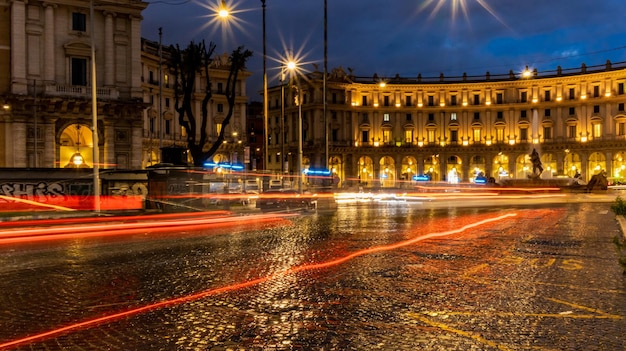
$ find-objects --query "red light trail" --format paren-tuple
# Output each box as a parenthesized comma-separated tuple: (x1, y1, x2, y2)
(0, 212, 517, 349)
(0, 212, 295, 246)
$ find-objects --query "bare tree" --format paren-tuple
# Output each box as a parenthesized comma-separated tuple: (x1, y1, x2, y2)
(169, 41, 252, 167)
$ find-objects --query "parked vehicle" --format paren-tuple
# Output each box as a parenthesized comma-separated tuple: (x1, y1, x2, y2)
(256, 189, 316, 212)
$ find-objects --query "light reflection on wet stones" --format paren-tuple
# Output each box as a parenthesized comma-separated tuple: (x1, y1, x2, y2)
(0, 203, 625, 350)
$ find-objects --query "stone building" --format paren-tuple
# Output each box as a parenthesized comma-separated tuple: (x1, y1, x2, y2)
(266, 61, 626, 188)
(140, 39, 251, 169)
(0, 0, 147, 169)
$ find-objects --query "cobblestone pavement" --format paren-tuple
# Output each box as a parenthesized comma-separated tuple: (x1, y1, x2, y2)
(0, 202, 625, 350)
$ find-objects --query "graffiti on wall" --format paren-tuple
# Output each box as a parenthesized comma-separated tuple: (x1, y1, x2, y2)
(0, 182, 70, 202)
(0, 181, 149, 202)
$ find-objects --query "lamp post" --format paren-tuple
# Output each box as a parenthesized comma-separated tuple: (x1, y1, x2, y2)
(280, 66, 286, 176)
(261, 0, 268, 174)
(90, 0, 100, 213)
(286, 60, 303, 192)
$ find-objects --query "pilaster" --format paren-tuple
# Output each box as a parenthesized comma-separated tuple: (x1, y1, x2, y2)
(11, 0, 28, 94)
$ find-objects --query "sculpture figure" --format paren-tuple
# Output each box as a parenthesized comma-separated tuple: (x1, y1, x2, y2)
(529, 148, 543, 178)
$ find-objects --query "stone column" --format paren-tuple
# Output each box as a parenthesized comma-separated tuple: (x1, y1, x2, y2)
(103, 11, 115, 86)
(11, 0, 28, 94)
(131, 121, 143, 168)
(13, 121, 27, 167)
(43, 121, 56, 167)
(43, 3, 56, 83)
(129, 16, 143, 99)
(104, 121, 115, 168)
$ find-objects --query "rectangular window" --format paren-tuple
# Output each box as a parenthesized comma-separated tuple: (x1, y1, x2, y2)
(149, 118, 154, 133)
(593, 124, 602, 138)
(450, 95, 457, 106)
(568, 125, 577, 139)
(332, 93, 337, 104)
(217, 104, 224, 113)
(496, 128, 504, 143)
(521, 110, 527, 118)
(165, 98, 170, 107)
(362, 96, 368, 106)
(594, 85, 600, 98)
(72, 13, 86, 32)
(619, 103, 625, 112)
(383, 96, 390, 107)
(545, 109, 551, 117)
(619, 83, 625, 95)
(71, 57, 87, 86)
(164, 74, 169, 87)
(569, 88, 575, 100)
(428, 95, 434, 106)
(473, 112, 480, 120)
(618, 122, 625, 136)
(521, 91, 527, 103)
(569, 107, 576, 115)
(383, 113, 390, 122)
(428, 113, 434, 122)
(361, 130, 369, 143)
(165, 120, 171, 135)
(216, 123, 222, 135)
(405, 113, 412, 121)
(593, 105, 600, 114)
(473, 94, 480, 105)
(450, 130, 458, 143)
(473, 129, 481, 142)
(497, 111, 504, 119)
(405, 130, 413, 143)
(405, 95, 412, 106)
(543, 126, 552, 140)
(217, 83, 223, 93)
(427, 130, 435, 143)
(451, 112, 457, 121)
(71, 57, 88, 86)
(496, 93, 503, 104)
(544, 90, 551, 102)
(520, 128, 528, 141)
(331, 129, 338, 142)
(382, 130, 391, 143)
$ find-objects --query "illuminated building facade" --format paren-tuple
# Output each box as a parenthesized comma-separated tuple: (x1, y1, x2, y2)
(0, 0, 147, 169)
(266, 61, 626, 188)
(140, 39, 251, 169)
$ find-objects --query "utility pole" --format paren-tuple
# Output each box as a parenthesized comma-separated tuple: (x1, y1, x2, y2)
(323, 0, 328, 170)
(90, 0, 100, 213)
(158, 27, 163, 160)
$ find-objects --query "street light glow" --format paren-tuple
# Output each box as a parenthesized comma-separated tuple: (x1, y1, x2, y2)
(218, 0, 229, 18)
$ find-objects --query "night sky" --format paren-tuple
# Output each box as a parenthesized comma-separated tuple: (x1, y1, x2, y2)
(141, 0, 626, 100)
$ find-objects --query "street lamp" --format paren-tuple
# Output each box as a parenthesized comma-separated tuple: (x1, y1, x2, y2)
(285, 59, 302, 192)
(218, 0, 229, 19)
(261, 0, 268, 175)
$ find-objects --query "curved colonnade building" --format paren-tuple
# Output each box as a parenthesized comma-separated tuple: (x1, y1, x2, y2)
(266, 61, 626, 188)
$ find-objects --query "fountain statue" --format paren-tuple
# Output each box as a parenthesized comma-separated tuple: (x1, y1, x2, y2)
(529, 148, 543, 179)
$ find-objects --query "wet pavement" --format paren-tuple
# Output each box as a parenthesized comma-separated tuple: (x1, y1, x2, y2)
(0, 201, 625, 350)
